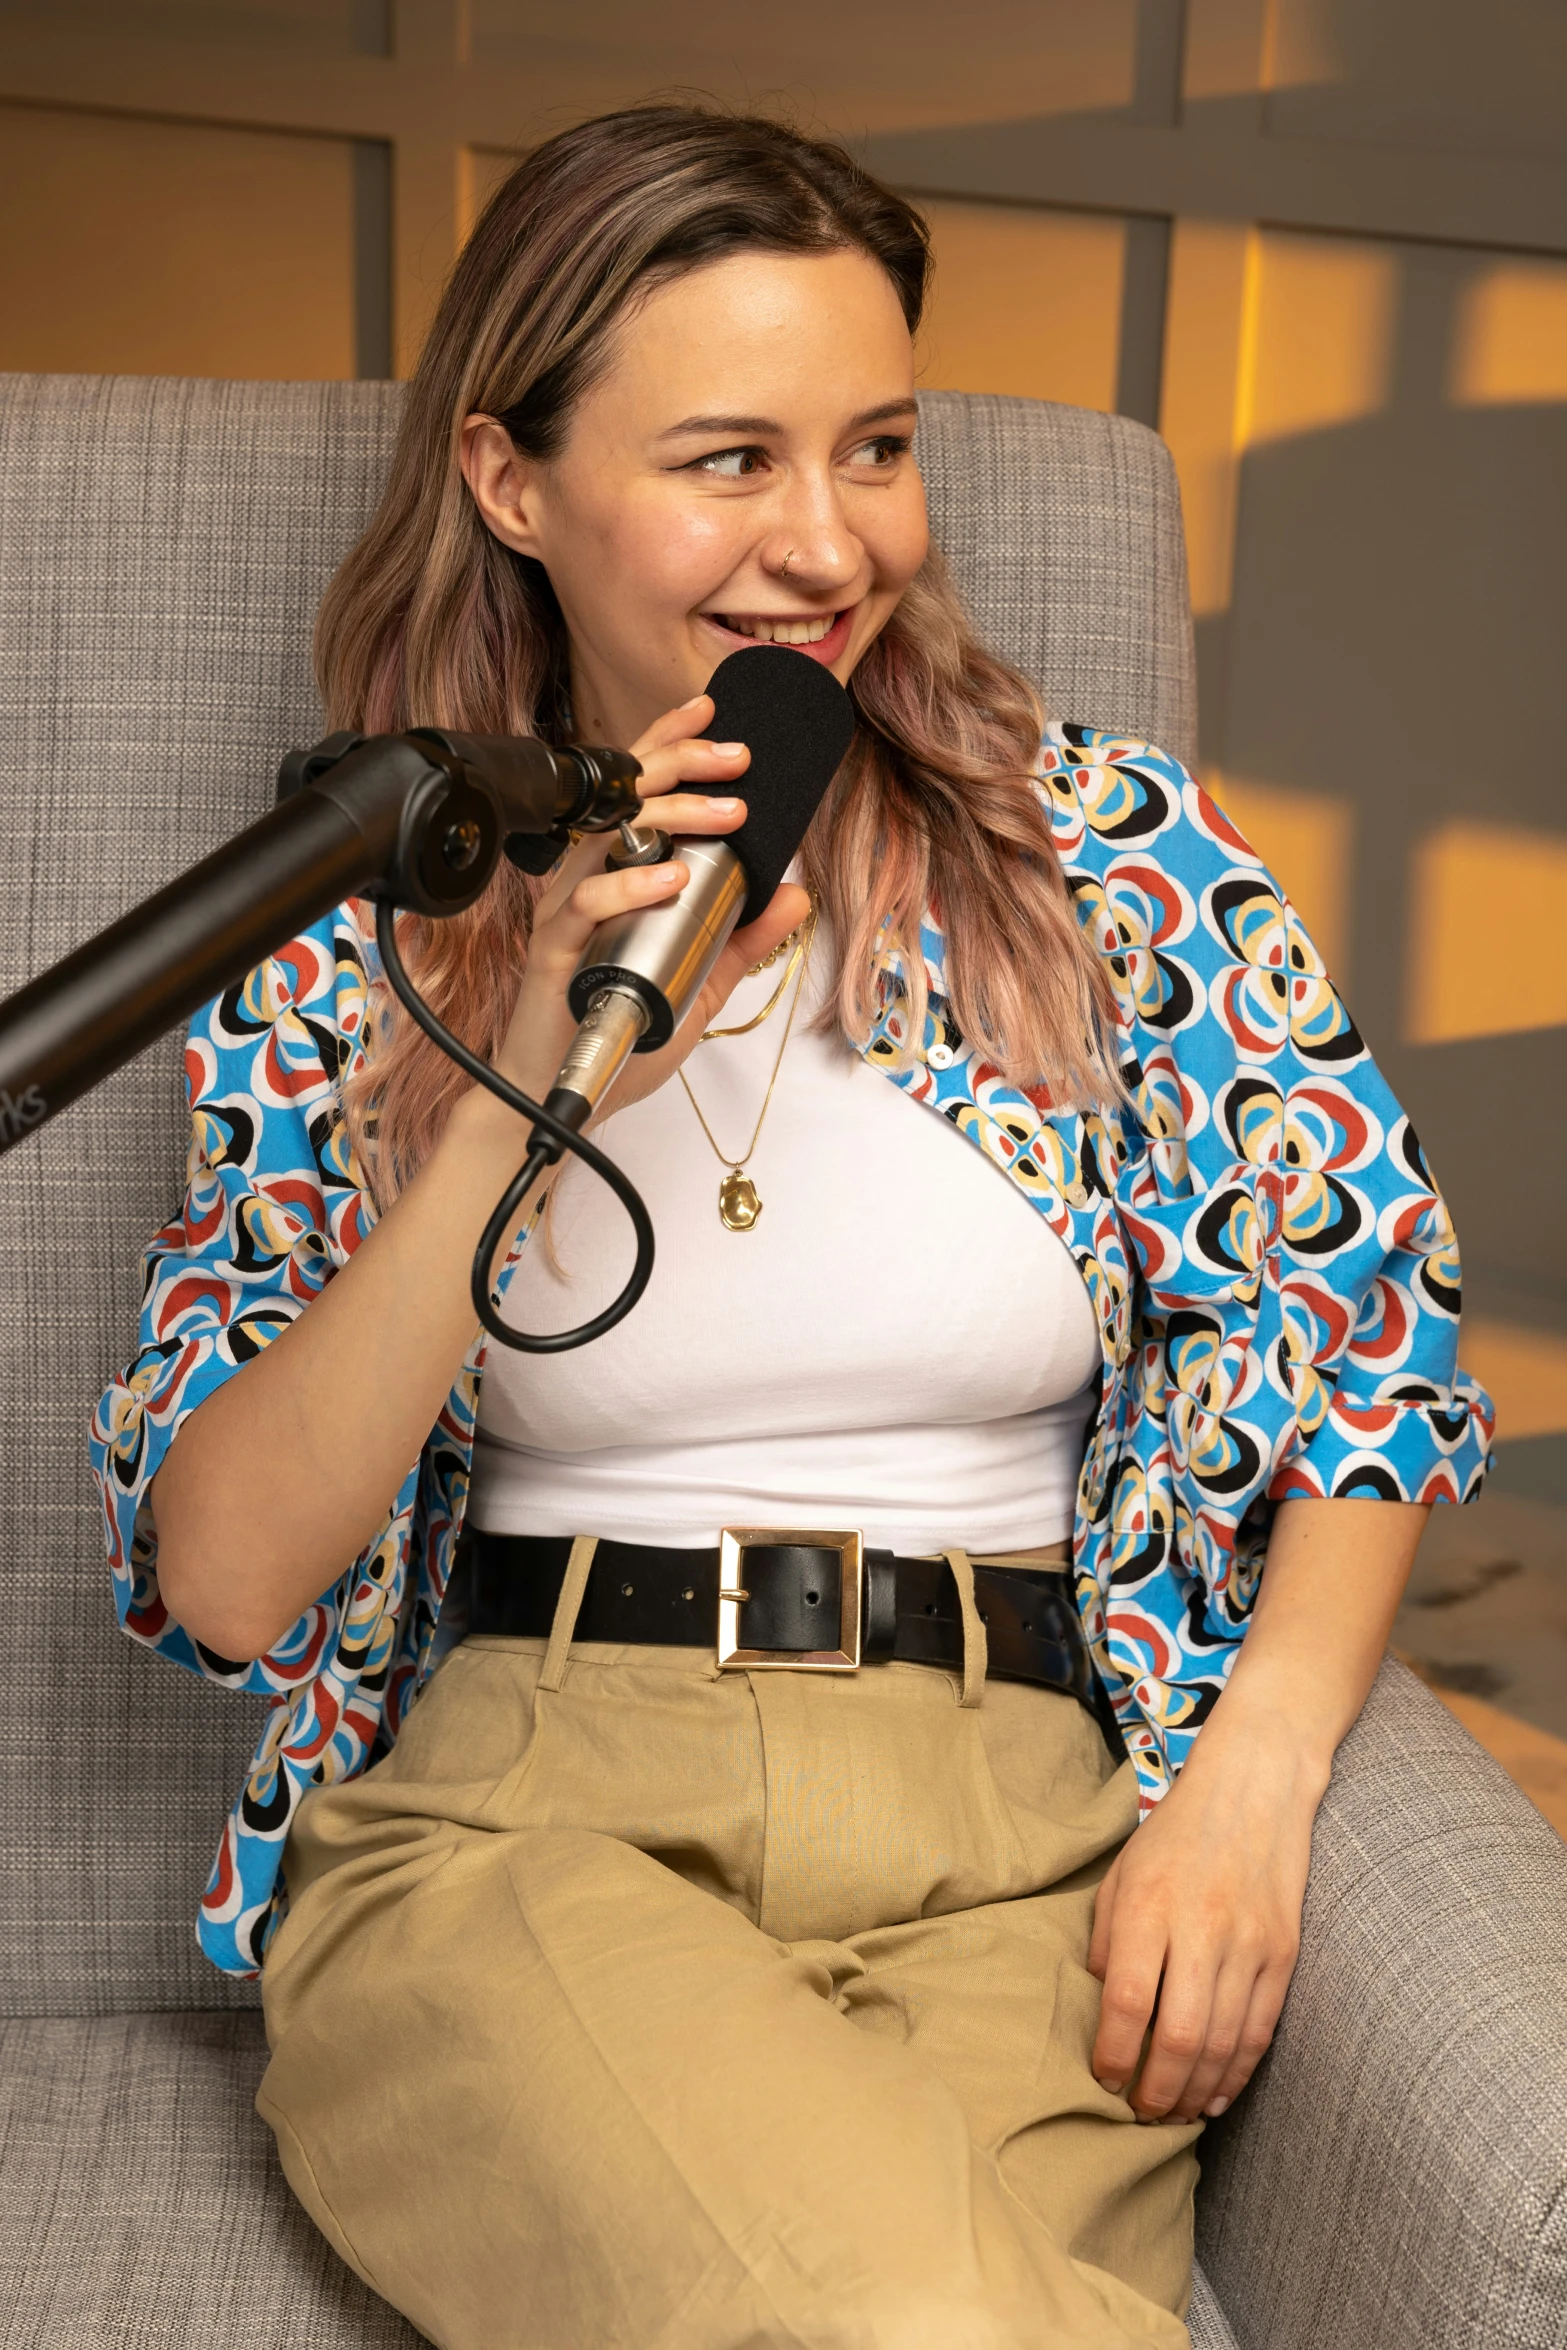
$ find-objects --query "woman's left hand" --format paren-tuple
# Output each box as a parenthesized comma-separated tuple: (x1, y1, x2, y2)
(1086, 1726, 1322, 2124)
(1086, 1496, 1430, 2124)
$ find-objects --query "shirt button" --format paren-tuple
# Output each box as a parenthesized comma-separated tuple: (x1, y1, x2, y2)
(926, 1042, 955, 1069)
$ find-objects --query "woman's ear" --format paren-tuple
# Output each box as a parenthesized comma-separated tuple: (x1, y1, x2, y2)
(459, 414, 548, 559)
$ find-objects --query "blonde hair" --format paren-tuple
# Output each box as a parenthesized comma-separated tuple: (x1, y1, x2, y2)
(316, 104, 1117, 1200)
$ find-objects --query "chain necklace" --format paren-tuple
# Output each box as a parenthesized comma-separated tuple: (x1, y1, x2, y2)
(679, 920, 815, 1231)
(700, 899, 817, 1041)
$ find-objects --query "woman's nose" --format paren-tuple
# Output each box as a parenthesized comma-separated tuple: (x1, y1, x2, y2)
(761, 487, 863, 593)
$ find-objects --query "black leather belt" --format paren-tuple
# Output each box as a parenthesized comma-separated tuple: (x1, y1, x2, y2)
(463, 1527, 1118, 1745)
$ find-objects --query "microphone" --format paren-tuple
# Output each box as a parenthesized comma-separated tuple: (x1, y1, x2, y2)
(540, 646, 856, 1149)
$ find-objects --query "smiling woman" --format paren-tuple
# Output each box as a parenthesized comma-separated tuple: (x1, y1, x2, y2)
(93, 100, 1492, 2350)
(316, 119, 1115, 1210)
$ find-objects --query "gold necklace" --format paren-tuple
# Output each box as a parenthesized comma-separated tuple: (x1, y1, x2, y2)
(679, 924, 814, 1231)
(747, 898, 814, 973)
(700, 899, 817, 1041)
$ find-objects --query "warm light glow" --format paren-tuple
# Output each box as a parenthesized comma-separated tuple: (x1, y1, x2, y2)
(1451, 258, 1567, 405)
(467, 0, 1144, 135)
(1161, 221, 1253, 619)
(1460, 1319, 1567, 1442)
(1405, 821, 1567, 1043)
(462, 146, 521, 241)
(1266, 0, 1344, 94)
(1241, 231, 1397, 447)
(916, 200, 1126, 415)
(0, 102, 355, 379)
(1207, 775, 1353, 983)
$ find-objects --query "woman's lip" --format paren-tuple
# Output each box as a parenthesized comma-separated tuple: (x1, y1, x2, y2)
(699, 607, 855, 666)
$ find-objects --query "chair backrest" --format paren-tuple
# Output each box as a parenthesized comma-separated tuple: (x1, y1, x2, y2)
(0, 375, 1195, 2015)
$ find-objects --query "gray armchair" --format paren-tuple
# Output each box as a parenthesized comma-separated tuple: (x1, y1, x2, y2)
(0, 375, 1562, 2350)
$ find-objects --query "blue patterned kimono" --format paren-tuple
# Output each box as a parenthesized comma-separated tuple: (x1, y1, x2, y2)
(91, 724, 1494, 1978)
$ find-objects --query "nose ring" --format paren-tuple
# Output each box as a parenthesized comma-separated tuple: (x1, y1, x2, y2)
(780, 549, 796, 579)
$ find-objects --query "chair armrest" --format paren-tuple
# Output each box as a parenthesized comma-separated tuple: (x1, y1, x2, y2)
(1195, 1655, 1567, 2350)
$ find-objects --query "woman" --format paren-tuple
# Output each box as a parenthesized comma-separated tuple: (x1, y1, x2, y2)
(92, 107, 1492, 2349)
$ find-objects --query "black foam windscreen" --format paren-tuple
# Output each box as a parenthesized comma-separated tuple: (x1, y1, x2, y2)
(697, 645, 857, 922)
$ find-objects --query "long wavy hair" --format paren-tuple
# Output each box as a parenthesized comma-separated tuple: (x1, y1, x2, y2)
(318, 103, 1117, 1202)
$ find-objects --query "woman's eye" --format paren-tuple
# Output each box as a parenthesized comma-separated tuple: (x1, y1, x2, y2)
(846, 434, 911, 468)
(690, 446, 767, 478)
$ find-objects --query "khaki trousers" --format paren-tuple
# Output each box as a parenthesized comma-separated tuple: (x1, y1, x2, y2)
(259, 1543, 1200, 2350)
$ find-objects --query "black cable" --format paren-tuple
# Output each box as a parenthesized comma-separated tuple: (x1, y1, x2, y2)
(374, 898, 655, 1353)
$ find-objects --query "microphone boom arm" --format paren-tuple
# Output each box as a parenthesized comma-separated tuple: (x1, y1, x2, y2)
(0, 728, 642, 1154)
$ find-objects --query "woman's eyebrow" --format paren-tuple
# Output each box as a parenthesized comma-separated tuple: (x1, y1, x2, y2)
(658, 398, 919, 442)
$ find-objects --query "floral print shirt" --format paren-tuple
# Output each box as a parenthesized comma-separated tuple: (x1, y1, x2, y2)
(90, 724, 1494, 1978)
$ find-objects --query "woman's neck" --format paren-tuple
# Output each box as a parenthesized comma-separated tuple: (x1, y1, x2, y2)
(565, 648, 655, 753)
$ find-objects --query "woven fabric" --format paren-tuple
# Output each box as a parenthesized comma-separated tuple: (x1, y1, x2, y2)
(0, 2007, 1234, 2350)
(1185, 2267, 1239, 2350)
(1196, 1658, 1567, 2350)
(0, 375, 403, 2014)
(915, 391, 1196, 768)
(0, 2011, 424, 2347)
(0, 373, 1196, 2014)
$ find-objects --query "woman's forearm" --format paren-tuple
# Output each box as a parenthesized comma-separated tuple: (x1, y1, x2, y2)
(1189, 1495, 1430, 1791)
(150, 1089, 539, 1663)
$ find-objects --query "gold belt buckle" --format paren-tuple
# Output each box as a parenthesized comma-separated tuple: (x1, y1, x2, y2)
(716, 1528, 864, 1672)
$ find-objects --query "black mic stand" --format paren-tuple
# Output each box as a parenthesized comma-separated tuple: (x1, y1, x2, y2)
(0, 728, 657, 1351)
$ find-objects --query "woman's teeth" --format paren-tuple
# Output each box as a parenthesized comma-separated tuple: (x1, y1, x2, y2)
(718, 613, 836, 645)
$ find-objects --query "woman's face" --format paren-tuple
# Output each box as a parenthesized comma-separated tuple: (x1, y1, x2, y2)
(462, 247, 930, 744)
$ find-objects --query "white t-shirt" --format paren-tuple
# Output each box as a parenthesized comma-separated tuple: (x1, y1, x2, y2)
(470, 913, 1102, 1552)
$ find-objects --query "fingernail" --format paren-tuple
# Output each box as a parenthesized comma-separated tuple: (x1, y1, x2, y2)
(681, 692, 708, 708)
(712, 741, 746, 755)
(1204, 2096, 1230, 2117)
(1100, 2079, 1126, 2098)
(706, 796, 741, 811)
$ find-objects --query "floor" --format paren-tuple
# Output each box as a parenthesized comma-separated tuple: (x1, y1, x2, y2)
(1392, 1474, 1567, 1837)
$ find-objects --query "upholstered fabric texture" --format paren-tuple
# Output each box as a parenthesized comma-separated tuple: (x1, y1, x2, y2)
(0, 372, 1194, 2018)
(0, 2014, 423, 2348)
(915, 389, 1196, 768)
(1197, 1657, 1567, 2350)
(0, 377, 402, 2016)
(0, 2011, 422, 2340)
(0, 2008, 1241, 2348)
(1185, 2264, 1240, 2350)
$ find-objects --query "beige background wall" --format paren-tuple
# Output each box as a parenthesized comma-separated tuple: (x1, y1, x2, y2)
(0, 1, 1564, 1602)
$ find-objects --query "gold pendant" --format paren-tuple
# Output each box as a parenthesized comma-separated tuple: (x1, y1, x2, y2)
(718, 1169, 762, 1231)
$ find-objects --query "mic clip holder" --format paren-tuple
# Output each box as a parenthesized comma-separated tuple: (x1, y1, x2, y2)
(275, 727, 646, 905)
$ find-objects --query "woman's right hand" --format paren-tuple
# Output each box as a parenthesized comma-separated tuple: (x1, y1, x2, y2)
(490, 692, 812, 1126)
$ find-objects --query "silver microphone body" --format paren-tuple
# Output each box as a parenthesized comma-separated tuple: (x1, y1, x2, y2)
(566, 835, 748, 1051)
(531, 835, 748, 1160)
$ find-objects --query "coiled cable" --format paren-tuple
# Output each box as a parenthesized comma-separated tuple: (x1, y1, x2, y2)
(374, 898, 654, 1354)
